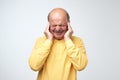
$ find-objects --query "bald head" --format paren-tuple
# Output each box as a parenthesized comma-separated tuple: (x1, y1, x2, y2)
(47, 8, 70, 22)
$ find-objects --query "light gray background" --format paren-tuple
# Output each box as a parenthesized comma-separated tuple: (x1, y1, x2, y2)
(0, 0, 120, 80)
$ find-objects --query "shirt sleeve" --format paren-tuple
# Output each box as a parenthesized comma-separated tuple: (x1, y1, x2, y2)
(65, 38, 88, 71)
(28, 37, 53, 71)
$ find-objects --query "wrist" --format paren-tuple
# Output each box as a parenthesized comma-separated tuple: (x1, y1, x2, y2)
(48, 37, 53, 41)
(64, 37, 71, 41)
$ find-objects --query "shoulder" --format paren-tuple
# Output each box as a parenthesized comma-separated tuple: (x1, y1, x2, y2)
(37, 35, 46, 40)
(71, 36, 83, 42)
(33, 35, 47, 47)
(35, 35, 47, 43)
(71, 36, 84, 46)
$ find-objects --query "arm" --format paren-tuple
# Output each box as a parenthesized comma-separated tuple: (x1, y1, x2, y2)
(65, 38, 88, 71)
(29, 23, 53, 71)
(64, 23, 88, 71)
(29, 37, 52, 71)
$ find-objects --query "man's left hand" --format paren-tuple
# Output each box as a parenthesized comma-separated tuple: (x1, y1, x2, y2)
(64, 22, 73, 40)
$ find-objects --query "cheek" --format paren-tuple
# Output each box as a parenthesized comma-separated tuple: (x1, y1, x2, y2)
(62, 27, 68, 31)
(49, 27, 54, 32)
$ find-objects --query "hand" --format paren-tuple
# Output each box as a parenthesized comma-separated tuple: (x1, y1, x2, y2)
(64, 22, 73, 40)
(44, 23, 53, 41)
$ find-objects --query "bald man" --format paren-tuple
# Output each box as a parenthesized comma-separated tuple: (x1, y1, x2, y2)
(29, 8, 88, 80)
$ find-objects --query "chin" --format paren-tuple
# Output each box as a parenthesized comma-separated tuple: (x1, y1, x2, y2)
(53, 33, 65, 40)
(54, 36, 64, 40)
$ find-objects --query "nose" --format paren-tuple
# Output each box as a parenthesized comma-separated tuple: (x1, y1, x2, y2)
(56, 25, 61, 31)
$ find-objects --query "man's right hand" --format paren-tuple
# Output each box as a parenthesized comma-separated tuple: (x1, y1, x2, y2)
(44, 23, 53, 41)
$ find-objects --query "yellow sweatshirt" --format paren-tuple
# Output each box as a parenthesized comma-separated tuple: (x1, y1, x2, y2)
(29, 36, 88, 80)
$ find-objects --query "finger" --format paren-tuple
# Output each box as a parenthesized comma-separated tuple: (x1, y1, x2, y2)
(45, 22, 50, 32)
(46, 22, 50, 30)
(67, 22, 72, 30)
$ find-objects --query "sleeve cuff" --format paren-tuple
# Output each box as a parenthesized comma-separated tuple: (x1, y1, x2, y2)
(65, 39, 75, 49)
(44, 39, 53, 48)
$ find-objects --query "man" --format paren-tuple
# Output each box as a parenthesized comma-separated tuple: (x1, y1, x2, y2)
(29, 8, 88, 80)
